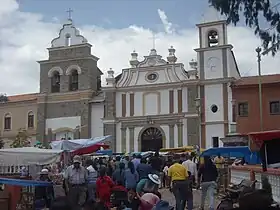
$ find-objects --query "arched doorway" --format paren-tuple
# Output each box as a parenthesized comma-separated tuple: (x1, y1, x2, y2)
(141, 127, 163, 152)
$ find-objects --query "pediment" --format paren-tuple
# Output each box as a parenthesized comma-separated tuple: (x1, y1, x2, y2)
(137, 55, 167, 68)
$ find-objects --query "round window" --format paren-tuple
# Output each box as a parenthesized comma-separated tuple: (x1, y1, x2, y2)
(211, 105, 218, 113)
(147, 73, 158, 81)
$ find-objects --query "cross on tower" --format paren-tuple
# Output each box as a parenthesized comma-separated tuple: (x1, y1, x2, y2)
(149, 32, 158, 49)
(66, 8, 73, 20)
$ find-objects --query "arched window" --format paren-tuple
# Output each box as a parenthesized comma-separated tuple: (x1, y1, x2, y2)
(4, 113, 11, 130)
(69, 70, 79, 91)
(208, 30, 219, 47)
(27, 111, 34, 128)
(51, 71, 60, 93)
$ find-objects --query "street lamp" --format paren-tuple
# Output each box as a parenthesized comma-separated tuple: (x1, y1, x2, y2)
(195, 98, 201, 148)
(255, 41, 280, 132)
(256, 47, 263, 131)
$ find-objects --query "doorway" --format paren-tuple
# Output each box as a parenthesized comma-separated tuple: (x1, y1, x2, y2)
(141, 127, 163, 152)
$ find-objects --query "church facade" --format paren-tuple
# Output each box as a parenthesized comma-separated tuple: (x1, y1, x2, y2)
(104, 20, 240, 152)
(0, 17, 240, 151)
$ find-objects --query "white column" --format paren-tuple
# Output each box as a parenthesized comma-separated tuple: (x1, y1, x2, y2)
(134, 127, 141, 152)
(126, 93, 130, 117)
(116, 123, 121, 152)
(126, 127, 129, 152)
(161, 125, 169, 148)
(174, 89, 178, 113)
(174, 124, 178, 147)
(183, 118, 188, 146)
(182, 87, 188, 112)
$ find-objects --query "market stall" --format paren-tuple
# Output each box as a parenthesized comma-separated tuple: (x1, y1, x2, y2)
(50, 135, 111, 156)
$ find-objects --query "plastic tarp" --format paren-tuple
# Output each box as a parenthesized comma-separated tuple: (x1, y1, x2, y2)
(0, 178, 52, 186)
(200, 146, 261, 164)
(50, 135, 112, 151)
(0, 147, 63, 166)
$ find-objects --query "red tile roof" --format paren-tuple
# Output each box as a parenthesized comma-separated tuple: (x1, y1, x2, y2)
(233, 74, 280, 86)
(7, 93, 38, 102)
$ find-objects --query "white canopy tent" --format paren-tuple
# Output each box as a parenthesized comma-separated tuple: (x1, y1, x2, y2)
(0, 147, 63, 166)
(50, 135, 112, 151)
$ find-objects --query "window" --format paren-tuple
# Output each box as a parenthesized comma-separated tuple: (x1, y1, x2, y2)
(51, 71, 60, 93)
(270, 101, 280, 114)
(27, 112, 34, 128)
(212, 137, 219, 147)
(238, 102, 248, 117)
(69, 70, 78, 91)
(4, 113, 11, 130)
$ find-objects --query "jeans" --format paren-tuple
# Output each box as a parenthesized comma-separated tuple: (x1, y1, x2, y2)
(173, 180, 193, 210)
(200, 181, 216, 210)
(87, 182, 96, 202)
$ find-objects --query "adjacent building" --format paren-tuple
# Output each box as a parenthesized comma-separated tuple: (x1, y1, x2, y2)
(231, 74, 280, 134)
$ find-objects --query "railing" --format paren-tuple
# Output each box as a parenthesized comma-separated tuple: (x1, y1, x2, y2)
(230, 165, 280, 203)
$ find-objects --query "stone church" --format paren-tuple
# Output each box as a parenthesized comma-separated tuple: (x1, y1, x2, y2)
(0, 16, 240, 151)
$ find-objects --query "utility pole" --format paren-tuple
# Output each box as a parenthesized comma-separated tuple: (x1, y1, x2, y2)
(256, 47, 263, 131)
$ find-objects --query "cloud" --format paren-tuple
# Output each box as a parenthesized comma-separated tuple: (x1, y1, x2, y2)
(0, 3, 280, 95)
(157, 9, 174, 34)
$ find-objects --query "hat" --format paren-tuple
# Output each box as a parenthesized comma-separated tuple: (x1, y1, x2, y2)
(73, 155, 82, 164)
(140, 193, 160, 210)
(40, 168, 49, 175)
(148, 174, 161, 185)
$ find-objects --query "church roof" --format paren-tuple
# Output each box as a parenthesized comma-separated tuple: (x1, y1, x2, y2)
(7, 93, 38, 103)
(233, 74, 280, 86)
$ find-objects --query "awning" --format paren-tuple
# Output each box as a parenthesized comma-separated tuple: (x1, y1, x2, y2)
(248, 130, 280, 149)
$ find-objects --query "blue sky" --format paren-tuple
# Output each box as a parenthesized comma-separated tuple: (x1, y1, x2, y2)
(18, 0, 209, 30)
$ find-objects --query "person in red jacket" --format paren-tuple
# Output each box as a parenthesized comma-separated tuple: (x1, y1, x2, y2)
(96, 166, 114, 207)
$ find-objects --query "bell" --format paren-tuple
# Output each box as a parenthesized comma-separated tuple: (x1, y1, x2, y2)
(209, 36, 218, 44)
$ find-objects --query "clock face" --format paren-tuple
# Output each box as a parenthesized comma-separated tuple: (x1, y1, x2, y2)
(207, 57, 220, 72)
(146, 73, 158, 82)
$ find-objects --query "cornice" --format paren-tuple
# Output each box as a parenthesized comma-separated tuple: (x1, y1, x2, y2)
(194, 44, 233, 52)
(37, 55, 99, 64)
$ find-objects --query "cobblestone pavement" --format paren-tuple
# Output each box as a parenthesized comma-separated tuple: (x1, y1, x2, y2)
(160, 188, 220, 209)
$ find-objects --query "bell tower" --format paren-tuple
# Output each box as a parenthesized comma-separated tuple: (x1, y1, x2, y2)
(36, 13, 103, 144)
(197, 20, 228, 49)
(194, 10, 240, 149)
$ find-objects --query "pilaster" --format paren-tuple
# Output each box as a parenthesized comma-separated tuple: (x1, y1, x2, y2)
(177, 123, 183, 147)
(169, 124, 175, 148)
(129, 126, 135, 152)
(121, 127, 127, 153)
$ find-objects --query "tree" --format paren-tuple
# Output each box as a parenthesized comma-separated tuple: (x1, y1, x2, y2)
(209, 0, 280, 55)
(0, 94, 8, 103)
(10, 128, 31, 148)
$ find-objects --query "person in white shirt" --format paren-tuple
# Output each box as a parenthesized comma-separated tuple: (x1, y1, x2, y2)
(182, 155, 197, 185)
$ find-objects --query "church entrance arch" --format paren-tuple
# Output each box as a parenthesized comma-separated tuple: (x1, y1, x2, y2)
(140, 127, 163, 152)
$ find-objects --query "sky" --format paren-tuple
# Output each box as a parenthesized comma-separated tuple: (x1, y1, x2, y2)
(1, 0, 280, 95)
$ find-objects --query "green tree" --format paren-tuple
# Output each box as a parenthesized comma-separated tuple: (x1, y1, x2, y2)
(209, 0, 280, 54)
(10, 128, 31, 148)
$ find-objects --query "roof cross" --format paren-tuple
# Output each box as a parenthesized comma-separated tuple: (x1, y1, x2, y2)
(149, 32, 158, 50)
(66, 8, 73, 20)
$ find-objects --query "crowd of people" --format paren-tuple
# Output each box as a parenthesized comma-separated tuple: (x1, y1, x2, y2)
(34, 151, 228, 210)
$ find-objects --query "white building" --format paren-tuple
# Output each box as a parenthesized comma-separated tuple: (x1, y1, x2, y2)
(102, 19, 240, 152)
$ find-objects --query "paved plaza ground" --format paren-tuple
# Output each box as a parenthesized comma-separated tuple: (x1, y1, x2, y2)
(160, 188, 220, 209)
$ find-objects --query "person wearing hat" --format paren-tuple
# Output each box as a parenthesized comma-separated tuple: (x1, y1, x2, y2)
(35, 169, 54, 209)
(136, 174, 161, 195)
(64, 155, 88, 210)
